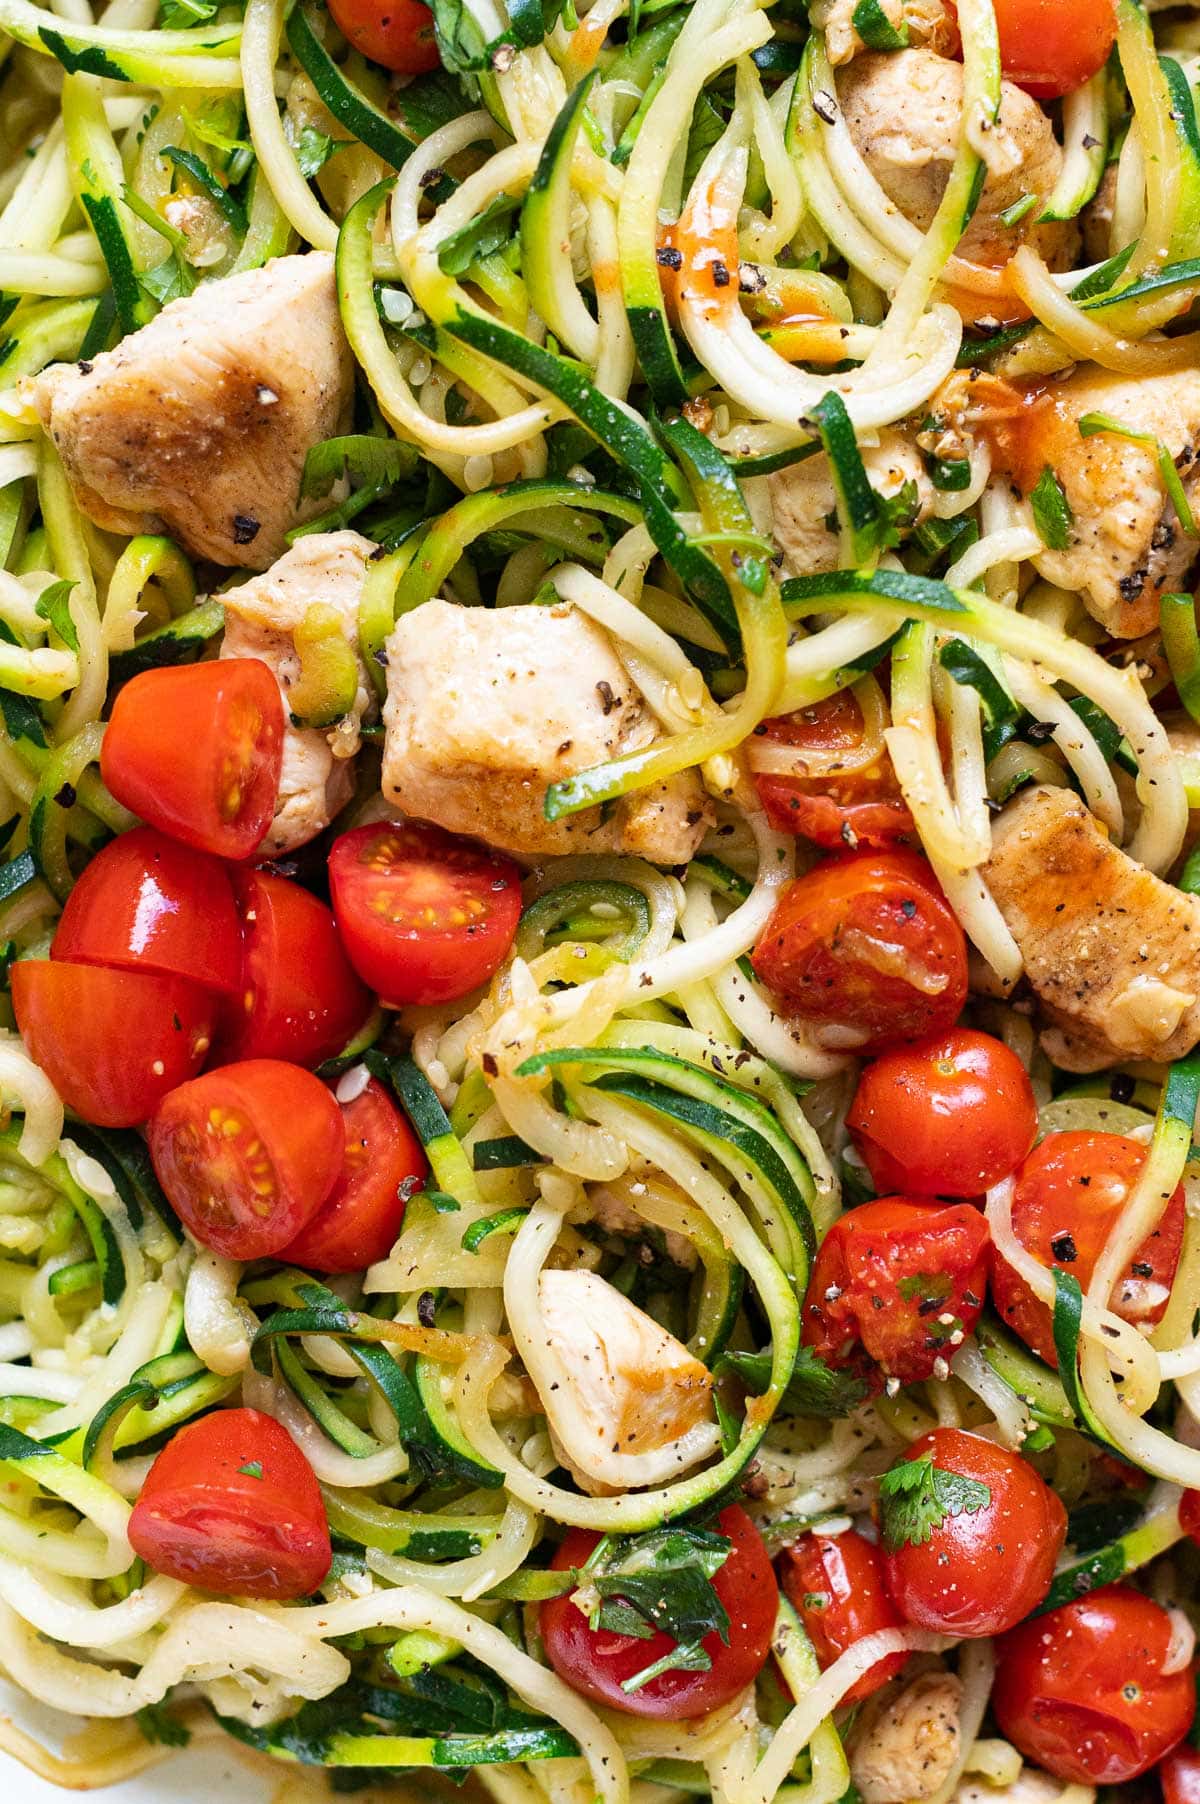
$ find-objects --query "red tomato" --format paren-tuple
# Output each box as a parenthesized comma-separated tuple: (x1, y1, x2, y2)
(779, 1529, 908, 1704)
(751, 851, 968, 1054)
(102, 660, 283, 861)
(847, 1029, 1038, 1197)
(328, 822, 522, 1008)
(990, 0, 1116, 98)
(540, 1506, 777, 1719)
(327, 0, 439, 71)
(216, 869, 371, 1069)
(802, 1197, 990, 1388)
(1161, 1742, 1200, 1804)
(990, 1132, 1185, 1366)
(1181, 1490, 1200, 1548)
(751, 691, 914, 850)
(128, 1407, 330, 1600)
(148, 1059, 343, 1260)
(994, 1587, 1195, 1783)
(277, 1076, 426, 1273)
(13, 961, 212, 1128)
(883, 1428, 1066, 1637)
(52, 827, 242, 995)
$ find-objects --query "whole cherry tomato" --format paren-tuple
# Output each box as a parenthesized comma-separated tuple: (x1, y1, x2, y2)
(750, 689, 914, 851)
(994, 1587, 1195, 1783)
(988, 0, 1116, 98)
(990, 1132, 1185, 1366)
(1160, 1741, 1200, 1804)
(128, 1408, 331, 1599)
(882, 1428, 1066, 1637)
(327, 0, 440, 72)
(779, 1528, 908, 1704)
(802, 1197, 990, 1388)
(751, 851, 968, 1054)
(1182, 1490, 1200, 1549)
(847, 1029, 1038, 1197)
(540, 1506, 777, 1720)
(277, 1075, 427, 1273)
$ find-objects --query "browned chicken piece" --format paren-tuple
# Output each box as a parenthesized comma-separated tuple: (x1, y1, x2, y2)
(32, 253, 352, 571)
(813, 0, 958, 65)
(850, 1669, 963, 1804)
(983, 784, 1200, 1072)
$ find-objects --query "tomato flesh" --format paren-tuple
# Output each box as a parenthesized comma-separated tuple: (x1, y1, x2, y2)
(278, 1075, 427, 1273)
(991, 0, 1116, 97)
(779, 1529, 908, 1704)
(751, 691, 914, 851)
(326, 0, 440, 72)
(328, 821, 522, 1008)
(994, 1586, 1195, 1783)
(128, 1407, 331, 1600)
(540, 1506, 777, 1719)
(148, 1058, 344, 1260)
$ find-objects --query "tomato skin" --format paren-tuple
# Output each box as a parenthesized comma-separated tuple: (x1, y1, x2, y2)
(277, 1076, 427, 1273)
(990, 0, 1116, 98)
(328, 822, 522, 1008)
(993, 1587, 1195, 1783)
(128, 1408, 331, 1600)
(148, 1059, 344, 1260)
(327, 0, 439, 71)
(101, 660, 284, 861)
(883, 1428, 1066, 1637)
(990, 1132, 1185, 1366)
(1160, 1741, 1200, 1804)
(751, 692, 914, 850)
(1181, 1490, 1200, 1549)
(751, 851, 968, 1054)
(13, 961, 213, 1128)
(540, 1507, 778, 1720)
(216, 869, 371, 1069)
(779, 1529, 908, 1704)
(52, 828, 242, 995)
(847, 1029, 1038, 1197)
(802, 1197, 990, 1388)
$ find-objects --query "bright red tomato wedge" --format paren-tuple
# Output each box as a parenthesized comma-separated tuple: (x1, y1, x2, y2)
(541, 1506, 777, 1719)
(52, 827, 242, 994)
(101, 660, 284, 860)
(751, 690, 914, 850)
(148, 1059, 344, 1260)
(278, 1075, 427, 1273)
(128, 1407, 331, 1600)
(13, 960, 213, 1127)
(328, 821, 522, 1008)
(327, 0, 440, 71)
(779, 1529, 908, 1704)
(990, 0, 1116, 97)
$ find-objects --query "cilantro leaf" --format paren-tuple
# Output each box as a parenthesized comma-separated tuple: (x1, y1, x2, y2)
(1030, 466, 1074, 552)
(295, 125, 335, 180)
(879, 1455, 991, 1552)
(575, 1525, 732, 1689)
(717, 1344, 869, 1419)
(136, 1703, 191, 1747)
(34, 579, 79, 652)
(300, 434, 418, 500)
(238, 1460, 263, 1479)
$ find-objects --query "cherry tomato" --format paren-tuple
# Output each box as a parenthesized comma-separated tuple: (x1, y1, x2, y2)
(1181, 1490, 1200, 1550)
(128, 1407, 330, 1600)
(102, 660, 284, 861)
(990, 0, 1116, 99)
(751, 851, 968, 1054)
(277, 1076, 427, 1273)
(1160, 1741, 1200, 1804)
(216, 869, 371, 1069)
(802, 1197, 990, 1389)
(328, 821, 522, 1008)
(52, 827, 242, 995)
(751, 691, 914, 851)
(994, 1587, 1195, 1783)
(540, 1506, 778, 1720)
(327, 0, 439, 71)
(13, 960, 213, 1128)
(779, 1529, 908, 1704)
(882, 1428, 1066, 1637)
(148, 1059, 343, 1260)
(847, 1029, 1038, 1198)
(990, 1132, 1185, 1367)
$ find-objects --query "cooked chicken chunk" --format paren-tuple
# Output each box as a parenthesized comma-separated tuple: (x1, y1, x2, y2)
(220, 531, 373, 856)
(33, 253, 352, 570)
(984, 784, 1200, 1071)
(850, 1670, 963, 1804)
(953, 1770, 1079, 1804)
(838, 50, 1075, 269)
(815, 0, 957, 66)
(382, 600, 713, 863)
(536, 1270, 718, 1492)
(761, 429, 933, 577)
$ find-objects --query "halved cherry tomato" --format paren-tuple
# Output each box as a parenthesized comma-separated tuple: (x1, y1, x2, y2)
(847, 1029, 1038, 1197)
(1160, 1741, 1200, 1804)
(328, 821, 522, 1008)
(883, 1428, 1066, 1637)
(990, 1132, 1185, 1366)
(983, 0, 1116, 99)
(779, 1529, 908, 1704)
(540, 1506, 777, 1720)
(101, 660, 284, 861)
(327, 0, 439, 71)
(216, 869, 371, 1069)
(802, 1197, 990, 1389)
(148, 1059, 343, 1260)
(994, 1587, 1195, 1783)
(52, 827, 242, 994)
(751, 851, 968, 1054)
(750, 691, 914, 851)
(277, 1076, 426, 1273)
(128, 1407, 331, 1600)
(13, 961, 213, 1127)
